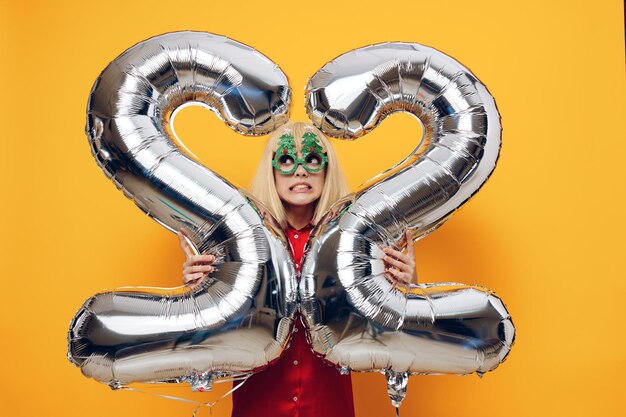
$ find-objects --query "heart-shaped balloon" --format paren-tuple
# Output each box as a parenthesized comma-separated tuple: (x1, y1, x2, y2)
(67, 31, 515, 407)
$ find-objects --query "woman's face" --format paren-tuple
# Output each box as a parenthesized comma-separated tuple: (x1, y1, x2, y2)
(274, 149, 326, 209)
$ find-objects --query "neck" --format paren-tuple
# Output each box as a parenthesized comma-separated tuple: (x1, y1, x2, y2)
(284, 203, 315, 230)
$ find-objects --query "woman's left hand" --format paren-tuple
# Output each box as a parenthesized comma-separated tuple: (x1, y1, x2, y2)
(382, 229, 417, 286)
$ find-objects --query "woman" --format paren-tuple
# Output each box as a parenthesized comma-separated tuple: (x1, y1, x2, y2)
(178, 121, 416, 417)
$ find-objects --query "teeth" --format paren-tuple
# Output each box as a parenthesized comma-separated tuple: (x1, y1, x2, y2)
(291, 185, 310, 191)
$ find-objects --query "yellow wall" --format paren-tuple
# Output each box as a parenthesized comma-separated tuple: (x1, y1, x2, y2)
(1, 1, 624, 416)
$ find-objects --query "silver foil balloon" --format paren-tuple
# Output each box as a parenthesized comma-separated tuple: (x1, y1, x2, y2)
(68, 33, 515, 410)
(68, 31, 297, 388)
(301, 43, 514, 407)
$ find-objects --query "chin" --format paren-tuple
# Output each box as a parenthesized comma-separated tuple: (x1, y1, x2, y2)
(290, 198, 318, 207)
(284, 194, 321, 207)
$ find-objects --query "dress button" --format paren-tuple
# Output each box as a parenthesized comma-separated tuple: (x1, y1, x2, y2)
(293, 327, 298, 333)
(294, 234, 299, 239)
(295, 263, 299, 268)
(293, 360, 299, 365)
(293, 396, 298, 402)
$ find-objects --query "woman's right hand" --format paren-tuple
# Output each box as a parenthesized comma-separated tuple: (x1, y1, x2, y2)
(178, 229, 215, 287)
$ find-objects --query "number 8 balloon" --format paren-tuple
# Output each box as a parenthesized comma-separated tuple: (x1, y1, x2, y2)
(67, 31, 515, 409)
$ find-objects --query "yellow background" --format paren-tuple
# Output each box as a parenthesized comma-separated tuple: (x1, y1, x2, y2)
(1, 0, 624, 416)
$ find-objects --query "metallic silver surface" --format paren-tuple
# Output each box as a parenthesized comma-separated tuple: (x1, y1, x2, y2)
(68, 31, 295, 387)
(385, 370, 409, 409)
(302, 220, 514, 375)
(302, 43, 514, 405)
(68, 34, 515, 408)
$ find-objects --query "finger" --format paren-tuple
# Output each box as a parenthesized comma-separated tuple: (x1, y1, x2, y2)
(183, 272, 206, 285)
(386, 267, 411, 284)
(382, 246, 408, 260)
(382, 247, 411, 265)
(405, 229, 415, 257)
(177, 230, 185, 245)
(383, 256, 411, 274)
(388, 267, 411, 284)
(403, 229, 417, 283)
(384, 270, 410, 287)
(177, 232, 195, 259)
(185, 278, 205, 290)
(183, 257, 213, 270)
(183, 265, 214, 274)
(190, 254, 216, 264)
(384, 270, 402, 284)
(177, 229, 198, 259)
(384, 256, 408, 272)
(384, 271, 397, 285)
(183, 255, 215, 270)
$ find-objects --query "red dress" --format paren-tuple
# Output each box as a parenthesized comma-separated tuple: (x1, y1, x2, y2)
(231, 224, 355, 417)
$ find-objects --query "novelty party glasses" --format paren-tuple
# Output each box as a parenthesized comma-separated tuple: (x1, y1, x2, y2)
(272, 132, 328, 175)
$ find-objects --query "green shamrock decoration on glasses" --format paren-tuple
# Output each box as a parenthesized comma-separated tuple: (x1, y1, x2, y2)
(272, 132, 328, 175)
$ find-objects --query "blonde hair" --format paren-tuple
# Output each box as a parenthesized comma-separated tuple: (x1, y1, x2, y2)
(249, 121, 349, 229)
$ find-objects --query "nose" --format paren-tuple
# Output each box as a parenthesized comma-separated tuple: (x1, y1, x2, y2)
(294, 163, 308, 177)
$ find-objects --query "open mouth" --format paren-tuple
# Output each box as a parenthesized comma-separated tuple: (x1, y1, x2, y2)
(290, 184, 312, 191)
